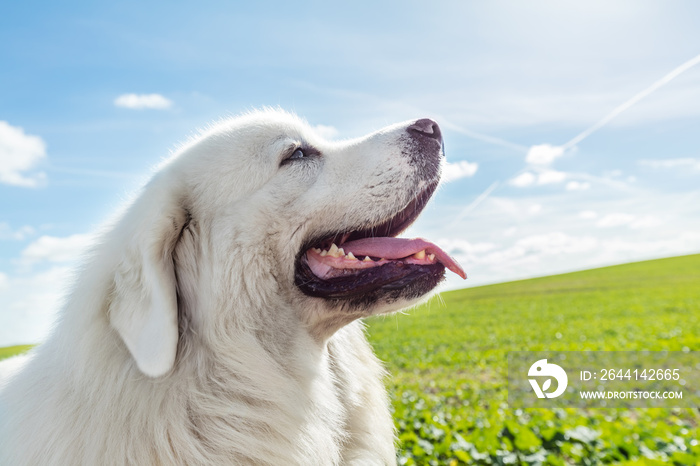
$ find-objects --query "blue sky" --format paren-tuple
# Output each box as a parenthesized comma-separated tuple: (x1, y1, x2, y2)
(2, 1, 700, 345)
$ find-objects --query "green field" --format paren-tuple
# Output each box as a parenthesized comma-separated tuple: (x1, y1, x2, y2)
(0, 345, 33, 361)
(2, 254, 699, 464)
(367, 254, 700, 465)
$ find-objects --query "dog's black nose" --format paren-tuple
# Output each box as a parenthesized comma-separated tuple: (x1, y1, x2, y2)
(407, 118, 442, 143)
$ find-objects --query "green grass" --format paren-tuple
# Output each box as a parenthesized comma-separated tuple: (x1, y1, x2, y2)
(2, 255, 699, 464)
(0, 344, 34, 361)
(367, 254, 700, 465)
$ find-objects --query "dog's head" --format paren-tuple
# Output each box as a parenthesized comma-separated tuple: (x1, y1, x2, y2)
(107, 110, 465, 377)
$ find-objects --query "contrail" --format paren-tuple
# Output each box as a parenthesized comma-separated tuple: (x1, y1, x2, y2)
(440, 120, 529, 153)
(448, 181, 500, 228)
(563, 52, 700, 149)
(453, 53, 700, 221)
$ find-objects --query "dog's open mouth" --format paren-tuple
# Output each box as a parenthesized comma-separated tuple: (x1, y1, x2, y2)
(295, 182, 466, 300)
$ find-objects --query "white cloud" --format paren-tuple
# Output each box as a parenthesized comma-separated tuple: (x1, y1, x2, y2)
(312, 124, 339, 140)
(537, 170, 567, 185)
(515, 231, 599, 256)
(449, 232, 599, 273)
(566, 181, 591, 191)
(20, 234, 93, 265)
(484, 198, 544, 221)
(114, 93, 173, 110)
(422, 181, 700, 291)
(526, 144, 565, 165)
(596, 213, 636, 228)
(490, 197, 529, 216)
(440, 228, 700, 291)
(595, 231, 700, 257)
(0, 223, 35, 241)
(528, 204, 542, 214)
(0, 233, 92, 345)
(595, 213, 660, 229)
(604, 169, 623, 178)
(639, 158, 700, 170)
(442, 160, 479, 183)
(510, 172, 536, 187)
(579, 210, 598, 220)
(510, 170, 567, 187)
(0, 266, 72, 345)
(629, 215, 662, 229)
(441, 239, 498, 257)
(0, 121, 47, 187)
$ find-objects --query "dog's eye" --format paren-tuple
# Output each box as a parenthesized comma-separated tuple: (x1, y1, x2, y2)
(289, 148, 306, 160)
(281, 144, 321, 166)
(281, 148, 307, 166)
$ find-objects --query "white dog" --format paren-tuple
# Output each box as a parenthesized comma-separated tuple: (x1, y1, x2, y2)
(0, 110, 464, 465)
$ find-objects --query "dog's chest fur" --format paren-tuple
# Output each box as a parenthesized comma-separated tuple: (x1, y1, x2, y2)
(0, 320, 395, 465)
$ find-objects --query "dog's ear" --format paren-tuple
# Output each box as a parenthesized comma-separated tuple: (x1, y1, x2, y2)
(108, 180, 189, 378)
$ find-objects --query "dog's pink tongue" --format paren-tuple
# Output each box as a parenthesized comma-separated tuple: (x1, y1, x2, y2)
(342, 237, 466, 279)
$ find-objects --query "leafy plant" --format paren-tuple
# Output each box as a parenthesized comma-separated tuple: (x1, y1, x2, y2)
(367, 254, 700, 465)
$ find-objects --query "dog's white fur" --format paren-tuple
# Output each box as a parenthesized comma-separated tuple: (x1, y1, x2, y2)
(0, 110, 439, 465)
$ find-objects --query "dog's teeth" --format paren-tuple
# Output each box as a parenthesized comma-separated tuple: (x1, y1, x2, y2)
(320, 250, 328, 256)
(414, 250, 426, 260)
(338, 247, 345, 256)
(363, 256, 372, 262)
(428, 253, 435, 261)
(328, 243, 341, 257)
(313, 248, 321, 253)
(346, 252, 357, 260)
